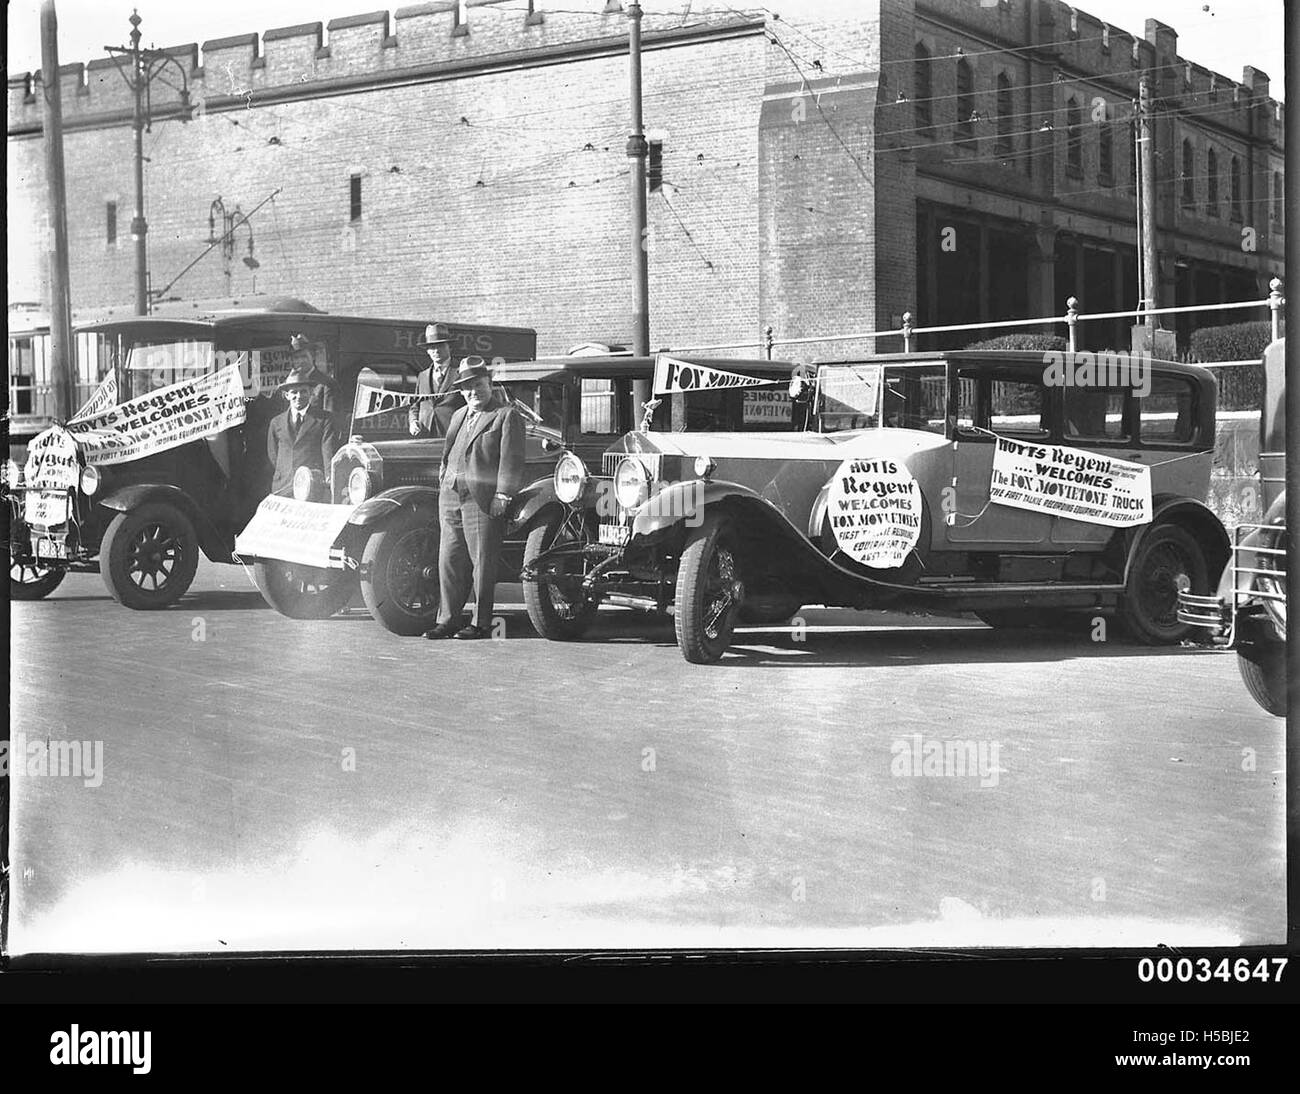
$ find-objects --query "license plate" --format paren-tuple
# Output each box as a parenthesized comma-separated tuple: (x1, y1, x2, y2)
(35, 537, 69, 561)
(599, 523, 630, 546)
(24, 490, 70, 528)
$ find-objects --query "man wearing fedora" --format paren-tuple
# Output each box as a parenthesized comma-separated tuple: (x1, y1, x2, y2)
(409, 321, 463, 438)
(424, 356, 525, 640)
(267, 363, 342, 496)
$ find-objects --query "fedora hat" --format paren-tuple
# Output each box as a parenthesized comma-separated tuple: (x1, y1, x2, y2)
(417, 322, 451, 347)
(279, 365, 323, 390)
(451, 355, 491, 387)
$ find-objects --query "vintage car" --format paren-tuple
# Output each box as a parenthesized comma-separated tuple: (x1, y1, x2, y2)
(1178, 338, 1288, 715)
(5, 300, 534, 609)
(523, 350, 1232, 663)
(235, 355, 797, 635)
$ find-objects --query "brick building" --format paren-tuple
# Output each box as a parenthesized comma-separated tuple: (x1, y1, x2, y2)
(6, 0, 1285, 359)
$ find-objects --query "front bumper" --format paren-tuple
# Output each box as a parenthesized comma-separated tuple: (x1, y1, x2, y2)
(1177, 519, 1287, 646)
(6, 486, 93, 566)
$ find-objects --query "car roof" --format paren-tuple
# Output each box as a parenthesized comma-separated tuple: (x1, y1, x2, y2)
(814, 349, 1215, 381)
(494, 356, 795, 382)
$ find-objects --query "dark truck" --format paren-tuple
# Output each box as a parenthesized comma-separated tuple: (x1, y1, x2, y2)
(6, 298, 535, 609)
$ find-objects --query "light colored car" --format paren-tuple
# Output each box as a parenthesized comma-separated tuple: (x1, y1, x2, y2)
(525, 350, 1231, 663)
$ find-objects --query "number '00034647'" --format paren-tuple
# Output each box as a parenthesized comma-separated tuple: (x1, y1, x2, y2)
(1136, 956, 1287, 983)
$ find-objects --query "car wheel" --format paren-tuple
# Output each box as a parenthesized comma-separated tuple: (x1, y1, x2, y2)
(675, 514, 743, 664)
(1237, 643, 1287, 717)
(252, 558, 358, 620)
(100, 502, 200, 610)
(1119, 523, 1208, 644)
(10, 556, 67, 600)
(360, 510, 440, 636)
(522, 507, 599, 641)
(738, 593, 802, 625)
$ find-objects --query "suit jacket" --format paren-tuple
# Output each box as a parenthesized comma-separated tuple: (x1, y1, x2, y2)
(409, 364, 463, 437)
(438, 396, 526, 514)
(267, 406, 341, 495)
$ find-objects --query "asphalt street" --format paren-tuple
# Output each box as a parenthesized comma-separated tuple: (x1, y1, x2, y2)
(7, 557, 1286, 952)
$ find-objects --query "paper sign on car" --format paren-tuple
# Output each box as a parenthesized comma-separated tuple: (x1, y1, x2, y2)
(989, 436, 1152, 527)
(234, 495, 357, 569)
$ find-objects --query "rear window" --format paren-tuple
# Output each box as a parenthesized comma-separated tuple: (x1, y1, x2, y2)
(1140, 375, 1196, 443)
(1064, 388, 1131, 442)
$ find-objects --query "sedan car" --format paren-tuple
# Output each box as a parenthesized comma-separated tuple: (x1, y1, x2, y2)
(524, 350, 1231, 663)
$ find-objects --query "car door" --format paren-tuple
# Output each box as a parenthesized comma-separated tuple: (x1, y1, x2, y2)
(944, 361, 1055, 547)
(1049, 384, 1138, 546)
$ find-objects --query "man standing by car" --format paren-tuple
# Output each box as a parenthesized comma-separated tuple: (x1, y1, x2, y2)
(267, 365, 342, 497)
(409, 322, 462, 438)
(424, 357, 525, 640)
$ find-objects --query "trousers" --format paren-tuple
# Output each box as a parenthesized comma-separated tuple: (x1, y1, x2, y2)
(437, 483, 504, 628)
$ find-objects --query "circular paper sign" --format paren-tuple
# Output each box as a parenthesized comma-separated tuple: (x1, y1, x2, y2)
(825, 457, 922, 569)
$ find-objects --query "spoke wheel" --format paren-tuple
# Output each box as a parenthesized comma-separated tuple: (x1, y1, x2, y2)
(675, 513, 743, 664)
(1119, 523, 1208, 644)
(253, 558, 358, 620)
(100, 502, 200, 610)
(10, 556, 67, 600)
(360, 510, 441, 635)
(522, 506, 599, 641)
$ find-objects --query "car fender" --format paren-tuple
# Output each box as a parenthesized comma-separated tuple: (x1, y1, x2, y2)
(349, 485, 439, 529)
(97, 483, 228, 561)
(510, 479, 560, 534)
(630, 478, 765, 537)
(1122, 496, 1231, 585)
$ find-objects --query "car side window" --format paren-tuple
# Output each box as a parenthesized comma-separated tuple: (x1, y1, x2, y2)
(989, 378, 1048, 438)
(1063, 387, 1132, 443)
(580, 378, 620, 434)
(1141, 375, 1196, 443)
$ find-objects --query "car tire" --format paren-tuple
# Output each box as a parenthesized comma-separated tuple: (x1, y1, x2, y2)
(253, 558, 358, 620)
(1119, 523, 1208, 644)
(738, 593, 802, 625)
(1237, 643, 1287, 717)
(100, 502, 200, 610)
(360, 510, 440, 636)
(10, 556, 67, 600)
(675, 513, 743, 664)
(522, 507, 599, 641)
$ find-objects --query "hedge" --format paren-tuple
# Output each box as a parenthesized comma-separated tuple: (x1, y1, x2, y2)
(962, 333, 1067, 352)
(1188, 321, 1274, 364)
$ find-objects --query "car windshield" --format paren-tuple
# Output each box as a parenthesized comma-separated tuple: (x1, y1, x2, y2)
(498, 380, 566, 432)
(122, 339, 216, 399)
(817, 363, 947, 434)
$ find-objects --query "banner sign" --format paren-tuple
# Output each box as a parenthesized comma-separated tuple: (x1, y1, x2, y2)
(234, 495, 356, 569)
(653, 354, 778, 395)
(742, 390, 793, 424)
(70, 372, 118, 423)
(826, 457, 923, 568)
(353, 382, 424, 418)
(66, 366, 247, 466)
(989, 436, 1152, 527)
(24, 427, 81, 489)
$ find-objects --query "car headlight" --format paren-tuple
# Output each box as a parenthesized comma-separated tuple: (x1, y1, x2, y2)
(694, 455, 716, 478)
(79, 464, 102, 495)
(292, 466, 316, 501)
(553, 452, 587, 504)
(347, 467, 372, 506)
(614, 457, 651, 509)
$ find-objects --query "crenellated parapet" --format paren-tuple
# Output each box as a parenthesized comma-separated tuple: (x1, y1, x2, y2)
(8, 0, 761, 134)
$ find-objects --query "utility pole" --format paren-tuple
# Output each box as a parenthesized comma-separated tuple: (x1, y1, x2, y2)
(105, 9, 192, 316)
(626, 2, 651, 414)
(1138, 74, 1159, 338)
(40, 1, 75, 421)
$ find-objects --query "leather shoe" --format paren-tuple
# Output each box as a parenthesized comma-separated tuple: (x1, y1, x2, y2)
(423, 620, 462, 640)
(453, 624, 488, 640)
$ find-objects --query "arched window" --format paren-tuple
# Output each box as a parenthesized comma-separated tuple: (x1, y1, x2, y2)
(1229, 156, 1242, 221)
(1099, 124, 1114, 182)
(914, 43, 932, 131)
(955, 58, 975, 144)
(1066, 97, 1083, 175)
(1181, 139, 1195, 207)
(995, 73, 1013, 155)
(1206, 148, 1219, 215)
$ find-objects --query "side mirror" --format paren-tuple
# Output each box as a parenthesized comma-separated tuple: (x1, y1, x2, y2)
(540, 437, 561, 453)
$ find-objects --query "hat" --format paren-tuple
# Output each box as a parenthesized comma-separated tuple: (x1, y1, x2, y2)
(279, 365, 323, 390)
(451, 356, 491, 387)
(417, 322, 451, 347)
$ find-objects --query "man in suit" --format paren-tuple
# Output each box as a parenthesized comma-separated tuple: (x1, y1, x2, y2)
(424, 357, 526, 640)
(267, 365, 342, 497)
(409, 322, 463, 438)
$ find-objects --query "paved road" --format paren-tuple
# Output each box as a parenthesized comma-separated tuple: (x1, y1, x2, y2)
(7, 559, 1286, 952)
